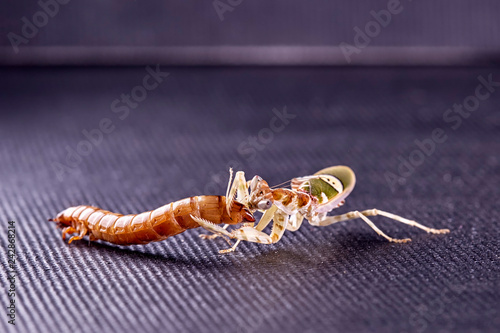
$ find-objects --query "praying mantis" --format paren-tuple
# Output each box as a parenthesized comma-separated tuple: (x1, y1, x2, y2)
(192, 165, 450, 253)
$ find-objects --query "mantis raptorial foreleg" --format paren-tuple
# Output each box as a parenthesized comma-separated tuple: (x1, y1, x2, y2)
(199, 224, 230, 240)
(191, 216, 234, 246)
(287, 213, 304, 231)
(308, 209, 450, 243)
(193, 207, 288, 254)
(254, 205, 277, 231)
(225, 169, 249, 215)
(220, 210, 289, 254)
(219, 206, 283, 253)
(200, 169, 252, 240)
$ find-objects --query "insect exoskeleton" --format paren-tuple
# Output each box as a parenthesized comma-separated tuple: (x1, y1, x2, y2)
(291, 165, 356, 212)
(196, 166, 450, 253)
(51, 196, 255, 246)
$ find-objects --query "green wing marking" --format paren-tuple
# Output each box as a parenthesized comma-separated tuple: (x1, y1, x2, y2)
(302, 177, 340, 204)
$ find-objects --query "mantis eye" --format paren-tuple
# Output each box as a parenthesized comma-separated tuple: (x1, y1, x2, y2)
(257, 200, 272, 210)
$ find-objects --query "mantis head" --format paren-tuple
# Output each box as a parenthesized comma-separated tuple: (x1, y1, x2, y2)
(247, 175, 274, 211)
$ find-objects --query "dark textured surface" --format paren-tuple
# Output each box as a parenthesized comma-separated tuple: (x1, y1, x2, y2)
(0, 66, 499, 333)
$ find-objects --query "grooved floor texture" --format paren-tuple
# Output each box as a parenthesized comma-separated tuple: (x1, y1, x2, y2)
(0, 67, 499, 333)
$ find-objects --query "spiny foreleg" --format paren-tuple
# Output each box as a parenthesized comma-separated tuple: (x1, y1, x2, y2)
(199, 168, 250, 240)
(213, 205, 280, 253)
(199, 224, 230, 240)
(192, 207, 288, 254)
(191, 217, 233, 246)
(225, 169, 250, 215)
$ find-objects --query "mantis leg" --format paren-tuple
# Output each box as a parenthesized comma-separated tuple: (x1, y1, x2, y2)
(222, 210, 289, 253)
(308, 209, 449, 243)
(255, 205, 277, 231)
(198, 222, 255, 240)
(192, 208, 288, 254)
(199, 224, 229, 240)
(217, 205, 279, 253)
(215, 205, 278, 253)
(191, 216, 233, 246)
(287, 213, 304, 231)
(225, 169, 249, 215)
(200, 168, 250, 240)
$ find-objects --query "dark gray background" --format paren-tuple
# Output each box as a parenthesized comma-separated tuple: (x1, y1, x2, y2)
(1, 0, 499, 47)
(1, 1, 500, 66)
(1, 1, 499, 333)
(0, 66, 499, 333)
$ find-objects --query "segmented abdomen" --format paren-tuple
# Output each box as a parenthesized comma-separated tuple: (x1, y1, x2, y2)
(54, 195, 241, 245)
(272, 188, 312, 210)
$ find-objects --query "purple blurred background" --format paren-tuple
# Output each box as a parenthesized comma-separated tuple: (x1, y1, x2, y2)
(1, 0, 499, 65)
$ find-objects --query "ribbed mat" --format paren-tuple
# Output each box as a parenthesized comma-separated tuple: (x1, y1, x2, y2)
(0, 67, 498, 333)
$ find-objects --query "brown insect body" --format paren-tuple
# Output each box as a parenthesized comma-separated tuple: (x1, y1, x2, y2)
(52, 195, 254, 245)
(248, 180, 315, 216)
